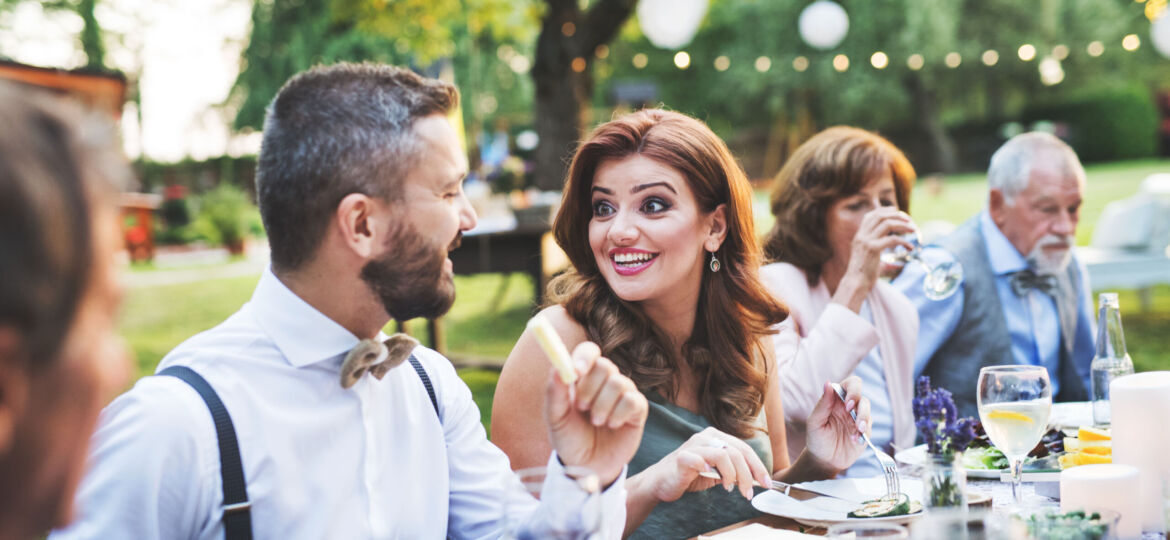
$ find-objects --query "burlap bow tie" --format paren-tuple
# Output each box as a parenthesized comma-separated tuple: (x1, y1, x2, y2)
(339, 333, 419, 389)
(1009, 269, 1059, 297)
(1009, 268, 1079, 354)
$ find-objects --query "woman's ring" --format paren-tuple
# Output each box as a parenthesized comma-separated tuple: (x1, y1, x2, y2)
(707, 438, 728, 449)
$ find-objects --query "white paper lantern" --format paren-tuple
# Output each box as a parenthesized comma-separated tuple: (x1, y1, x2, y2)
(1039, 56, 1064, 86)
(799, 1, 849, 50)
(638, 0, 709, 50)
(1153, 11, 1170, 59)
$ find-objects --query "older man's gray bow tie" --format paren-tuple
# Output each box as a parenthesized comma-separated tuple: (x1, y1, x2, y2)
(1009, 269, 1059, 297)
(340, 333, 419, 389)
(1010, 268, 1078, 354)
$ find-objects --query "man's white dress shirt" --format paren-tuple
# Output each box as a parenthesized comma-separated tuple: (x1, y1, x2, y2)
(51, 268, 626, 539)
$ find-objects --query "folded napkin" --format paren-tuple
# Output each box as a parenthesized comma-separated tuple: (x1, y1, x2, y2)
(698, 523, 822, 539)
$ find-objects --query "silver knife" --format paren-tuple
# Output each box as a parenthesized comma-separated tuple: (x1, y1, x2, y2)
(697, 470, 865, 505)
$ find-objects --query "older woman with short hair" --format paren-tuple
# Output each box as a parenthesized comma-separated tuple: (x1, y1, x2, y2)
(761, 126, 919, 477)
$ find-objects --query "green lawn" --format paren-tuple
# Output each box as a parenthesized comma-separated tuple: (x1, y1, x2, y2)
(752, 158, 1170, 247)
(120, 159, 1170, 430)
(120, 273, 533, 429)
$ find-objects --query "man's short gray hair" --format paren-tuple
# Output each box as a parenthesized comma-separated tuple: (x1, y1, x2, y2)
(256, 62, 459, 271)
(987, 132, 1084, 205)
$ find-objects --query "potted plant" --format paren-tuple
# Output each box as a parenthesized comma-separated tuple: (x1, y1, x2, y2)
(913, 376, 977, 509)
(199, 183, 252, 256)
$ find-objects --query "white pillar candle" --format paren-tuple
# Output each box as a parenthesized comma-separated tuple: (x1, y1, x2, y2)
(1110, 371, 1170, 534)
(1060, 464, 1142, 539)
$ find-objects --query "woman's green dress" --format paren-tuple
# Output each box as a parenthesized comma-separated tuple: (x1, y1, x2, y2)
(626, 393, 773, 539)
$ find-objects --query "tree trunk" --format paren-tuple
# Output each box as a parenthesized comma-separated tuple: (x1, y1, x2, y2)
(77, 0, 106, 70)
(903, 73, 957, 174)
(531, 0, 636, 191)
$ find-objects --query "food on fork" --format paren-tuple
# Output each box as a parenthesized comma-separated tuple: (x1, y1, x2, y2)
(847, 493, 922, 518)
(527, 315, 578, 384)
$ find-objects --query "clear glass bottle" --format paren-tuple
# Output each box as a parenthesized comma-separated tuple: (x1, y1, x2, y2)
(1090, 292, 1135, 426)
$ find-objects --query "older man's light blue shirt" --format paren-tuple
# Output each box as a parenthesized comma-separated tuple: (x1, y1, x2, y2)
(842, 301, 894, 479)
(894, 211, 1093, 396)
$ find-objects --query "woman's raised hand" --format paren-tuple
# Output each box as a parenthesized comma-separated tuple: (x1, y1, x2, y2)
(645, 427, 772, 503)
(834, 208, 915, 311)
(805, 377, 870, 473)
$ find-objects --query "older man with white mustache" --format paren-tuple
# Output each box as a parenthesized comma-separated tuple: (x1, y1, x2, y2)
(894, 132, 1094, 418)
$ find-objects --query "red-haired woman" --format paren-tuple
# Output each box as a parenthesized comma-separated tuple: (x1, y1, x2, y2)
(0, 84, 132, 540)
(492, 110, 870, 538)
(761, 126, 919, 478)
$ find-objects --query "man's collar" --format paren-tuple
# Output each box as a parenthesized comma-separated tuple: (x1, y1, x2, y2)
(979, 210, 1029, 275)
(250, 267, 388, 369)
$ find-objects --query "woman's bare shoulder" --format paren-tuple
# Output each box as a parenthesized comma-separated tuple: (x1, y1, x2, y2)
(534, 304, 589, 348)
(502, 305, 589, 377)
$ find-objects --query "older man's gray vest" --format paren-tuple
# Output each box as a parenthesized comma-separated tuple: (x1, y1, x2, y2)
(925, 217, 1088, 419)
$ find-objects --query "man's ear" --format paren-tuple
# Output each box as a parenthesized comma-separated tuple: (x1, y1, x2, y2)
(0, 327, 29, 455)
(335, 193, 385, 259)
(988, 189, 1007, 228)
(704, 204, 728, 252)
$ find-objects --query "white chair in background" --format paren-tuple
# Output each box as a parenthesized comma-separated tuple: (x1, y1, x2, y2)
(1079, 174, 1170, 311)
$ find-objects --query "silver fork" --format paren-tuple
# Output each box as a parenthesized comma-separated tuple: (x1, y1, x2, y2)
(830, 382, 901, 499)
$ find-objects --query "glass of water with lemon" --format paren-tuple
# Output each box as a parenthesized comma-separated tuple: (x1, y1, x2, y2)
(977, 365, 1052, 504)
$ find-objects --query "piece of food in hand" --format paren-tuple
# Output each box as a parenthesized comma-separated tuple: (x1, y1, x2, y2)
(527, 315, 577, 384)
(847, 494, 923, 518)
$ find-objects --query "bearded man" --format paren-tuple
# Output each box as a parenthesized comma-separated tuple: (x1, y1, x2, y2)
(51, 63, 647, 539)
(894, 132, 1094, 417)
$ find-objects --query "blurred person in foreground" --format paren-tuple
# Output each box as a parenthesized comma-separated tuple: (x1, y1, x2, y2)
(760, 127, 919, 477)
(893, 132, 1093, 418)
(491, 109, 871, 539)
(0, 83, 132, 539)
(51, 63, 647, 539)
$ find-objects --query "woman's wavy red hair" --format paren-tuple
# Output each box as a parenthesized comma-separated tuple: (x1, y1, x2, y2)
(548, 109, 788, 438)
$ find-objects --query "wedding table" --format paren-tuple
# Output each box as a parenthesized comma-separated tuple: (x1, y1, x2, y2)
(693, 476, 1051, 539)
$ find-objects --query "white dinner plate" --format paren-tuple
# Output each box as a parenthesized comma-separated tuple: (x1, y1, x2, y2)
(751, 476, 925, 528)
(894, 444, 1004, 479)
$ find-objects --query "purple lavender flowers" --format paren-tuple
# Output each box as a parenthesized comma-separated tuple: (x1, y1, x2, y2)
(913, 376, 977, 456)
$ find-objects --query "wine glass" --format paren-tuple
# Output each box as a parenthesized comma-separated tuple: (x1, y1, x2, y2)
(977, 365, 1052, 504)
(881, 230, 963, 300)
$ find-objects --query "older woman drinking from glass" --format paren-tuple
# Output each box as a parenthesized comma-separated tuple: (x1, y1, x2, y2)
(761, 126, 919, 478)
(492, 110, 872, 539)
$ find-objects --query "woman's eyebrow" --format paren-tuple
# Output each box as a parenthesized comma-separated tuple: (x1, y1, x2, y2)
(632, 181, 677, 194)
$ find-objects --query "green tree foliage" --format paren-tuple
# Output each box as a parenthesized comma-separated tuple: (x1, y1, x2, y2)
(1, 0, 107, 69)
(231, 0, 640, 191)
(600, 0, 1166, 173)
(231, 0, 539, 131)
(231, 0, 400, 130)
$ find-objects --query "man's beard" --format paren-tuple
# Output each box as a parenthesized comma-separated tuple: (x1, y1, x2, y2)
(1026, 234, 1074, 274)
(361, 223, 462, 322)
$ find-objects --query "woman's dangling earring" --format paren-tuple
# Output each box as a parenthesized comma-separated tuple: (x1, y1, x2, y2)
(709, 251, 721, 272)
